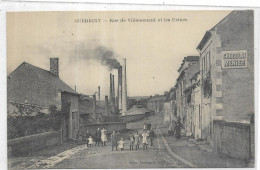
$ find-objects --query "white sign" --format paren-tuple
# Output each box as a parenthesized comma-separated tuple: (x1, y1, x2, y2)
(222, 50, 247, 69)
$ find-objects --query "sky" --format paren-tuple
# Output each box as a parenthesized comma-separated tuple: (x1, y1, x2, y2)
(7, 10, 231, 99)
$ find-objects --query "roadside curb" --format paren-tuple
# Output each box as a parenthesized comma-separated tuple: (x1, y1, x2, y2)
(157, 127, 198, 168)
(28, 144, 88, 169)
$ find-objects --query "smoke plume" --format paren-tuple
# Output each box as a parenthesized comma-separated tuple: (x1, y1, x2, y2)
(72, 42, 121, 70)
(94, 46, 121, 69)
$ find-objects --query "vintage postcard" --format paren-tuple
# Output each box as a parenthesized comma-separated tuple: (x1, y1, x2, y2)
(6, 9, 255, 169)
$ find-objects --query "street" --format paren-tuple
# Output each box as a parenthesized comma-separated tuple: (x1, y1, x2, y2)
(51, 115, 188, 168)
(9, 114, 249, 169)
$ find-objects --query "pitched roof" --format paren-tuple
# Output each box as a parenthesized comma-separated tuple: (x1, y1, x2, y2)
(197, 11, 234, 50)
(9, 62, 75, 93)
(7, 62, 75, 106)
(126, 105, 150, 115)
(177, 56, 199, 72)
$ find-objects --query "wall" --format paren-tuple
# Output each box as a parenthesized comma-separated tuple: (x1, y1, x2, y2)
(80, 122, 126, 137)
(61, 92, 80, 139)
(163, 102, 172, 124)
(120, 114, 146, 123)
(212, 120, 252, 160)
(217, 11, 254, 122)
(8, 131, 62, 157)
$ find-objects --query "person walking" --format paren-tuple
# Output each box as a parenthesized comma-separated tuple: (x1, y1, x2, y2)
(101, 127, 107, 146)
(111, 130, 118, 151)
(95, 127, 101, 146)
(129, 132, 135, 151)
(149, 128, 155, 146)
(142, 130, 149, 150)
(134, 131, 140, 150)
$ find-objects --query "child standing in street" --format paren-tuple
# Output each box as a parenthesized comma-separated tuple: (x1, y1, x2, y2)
(129, 133, 135, 151)
(134, 131, 140, 150)
(88, 136, 94, 148)
(142, 130, 149, 150)
(118, 137, 125, 151)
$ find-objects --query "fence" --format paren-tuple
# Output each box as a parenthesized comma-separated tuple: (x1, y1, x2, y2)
(212, 120, 254, 160)
(8, 130, 62, 157)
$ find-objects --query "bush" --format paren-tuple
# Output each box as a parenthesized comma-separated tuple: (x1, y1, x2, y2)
(7, 105, 62, 140)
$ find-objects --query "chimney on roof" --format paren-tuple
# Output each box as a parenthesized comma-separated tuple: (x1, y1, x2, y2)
(50, 58, 59, 77)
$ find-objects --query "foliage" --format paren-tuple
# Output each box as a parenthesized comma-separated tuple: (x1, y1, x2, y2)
(8, 105, 62, 140)
(186, 91, 192, 104)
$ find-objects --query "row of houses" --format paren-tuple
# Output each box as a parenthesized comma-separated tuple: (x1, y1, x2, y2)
(167, 10, 254, 160)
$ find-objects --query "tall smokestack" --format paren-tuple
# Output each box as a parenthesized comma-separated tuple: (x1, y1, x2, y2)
(50, 58, 59, 77)
(112, 75, 115, 105)
(93, 94, 97, 121)
(105, 96, 109, 117)
(122, 59, 127, 115)
(110, 74, 113, 103)
(98, 86, 100, 101)
(118, 66, 122, 110)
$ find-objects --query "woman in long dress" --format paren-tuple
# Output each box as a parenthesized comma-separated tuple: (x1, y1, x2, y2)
(101, 127, 107, 146)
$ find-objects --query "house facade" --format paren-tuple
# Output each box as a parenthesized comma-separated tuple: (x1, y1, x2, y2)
(7, 58, 75, 116)
(146, 95, 165, 114)
(197, 10, 254, 143)
(169, 10, 254, 160)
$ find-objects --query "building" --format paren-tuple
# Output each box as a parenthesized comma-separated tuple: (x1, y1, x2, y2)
(183, 62, 201, 137)
(196, 10, 254, 142)
(174, 56, 199, 133)
(7, 58, 75, 116)
(146, 95, 165, 114)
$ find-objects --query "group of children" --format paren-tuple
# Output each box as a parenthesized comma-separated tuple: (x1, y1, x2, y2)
(81, 128, 155, 151)
(117, 129, 154, 151)
(79, 128, 107, 148)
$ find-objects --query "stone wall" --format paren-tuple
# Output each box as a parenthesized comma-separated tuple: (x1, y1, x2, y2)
(212, 120, 253, 160)
(8, 130, 62, 157)
(80, 122, 126, 138)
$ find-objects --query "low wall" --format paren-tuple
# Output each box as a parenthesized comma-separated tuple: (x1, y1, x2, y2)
(213, 120, 252, 160)
(8, 130, 62, 157)
(80, 122, 126, 137)
(119, 114, 146, 123)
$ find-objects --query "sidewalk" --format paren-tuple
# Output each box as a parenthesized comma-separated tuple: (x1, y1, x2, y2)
(8, 140, 87, 169)
(160, 127, 249, 168)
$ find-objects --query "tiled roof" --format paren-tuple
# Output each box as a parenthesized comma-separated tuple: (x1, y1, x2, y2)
(8, 62, 75, 106)
(9, 62, 74, 93)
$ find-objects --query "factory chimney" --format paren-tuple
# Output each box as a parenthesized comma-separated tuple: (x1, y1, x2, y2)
(118, 66, 122, 111)
(93, 94, 96, 121)
(112, 75, 115, 105)
(122, 59, 127, 115)
(110, 74, 113, 103)
(98, 86, 101, 101)
(105, 95, 109, 117)
(50, 58, 59, 77)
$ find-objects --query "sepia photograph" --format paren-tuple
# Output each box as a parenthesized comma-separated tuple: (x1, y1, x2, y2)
(6, 9, 255, 169)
